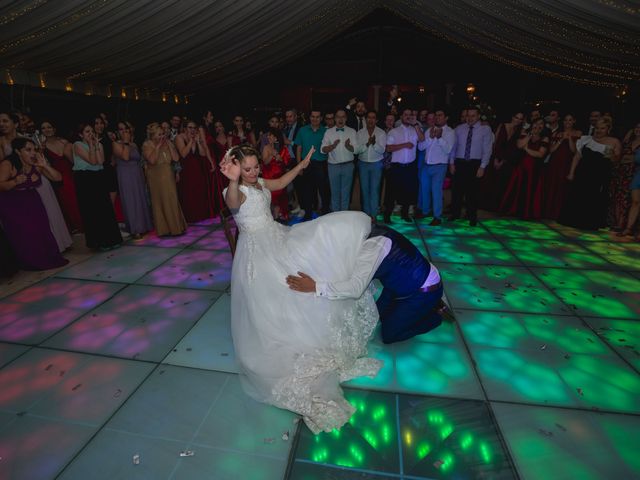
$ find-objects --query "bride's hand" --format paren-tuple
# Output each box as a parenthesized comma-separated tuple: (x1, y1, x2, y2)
(299, 146, 314, 170)
(220, 153, 241, 181)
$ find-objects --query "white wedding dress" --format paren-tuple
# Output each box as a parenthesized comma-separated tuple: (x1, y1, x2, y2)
(225, 178, 381, 433)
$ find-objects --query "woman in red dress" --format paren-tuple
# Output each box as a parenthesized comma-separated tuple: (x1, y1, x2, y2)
(41, 120, 83, 232)
(500, 118, 549, 220)
(480, 111, 524, 211)
(260, 128, 291, 221)
(543, 114, 581, 219)
(175, 120, 215, 223)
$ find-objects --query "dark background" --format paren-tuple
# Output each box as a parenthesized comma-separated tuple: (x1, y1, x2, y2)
(1, 8, 637, 139)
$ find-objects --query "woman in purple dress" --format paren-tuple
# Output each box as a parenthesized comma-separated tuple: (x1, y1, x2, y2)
(113, 121, 153, 239)
(0, 138, 68, 270)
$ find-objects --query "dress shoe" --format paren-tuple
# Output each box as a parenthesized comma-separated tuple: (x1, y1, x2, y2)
(447, 215, 459, 222)
(469, 219, 478, 227)
(402, 216, 412, 223)
(383, 215, 392, 224)
(429, 218, 442, 226)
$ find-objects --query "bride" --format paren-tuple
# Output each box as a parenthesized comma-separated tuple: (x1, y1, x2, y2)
(221, 144, 381, 433)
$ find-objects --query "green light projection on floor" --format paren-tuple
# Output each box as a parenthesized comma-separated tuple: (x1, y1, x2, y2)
(505, 238, 610, 268)
(399, 397, 513, 478)
(296, 389, 399, 474)
(425, 236, 519, 265)
(492, 403, 640, 480)
(456, 311, 610, 354)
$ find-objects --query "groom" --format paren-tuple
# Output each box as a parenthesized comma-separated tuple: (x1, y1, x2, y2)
(286, 223, 448, 344)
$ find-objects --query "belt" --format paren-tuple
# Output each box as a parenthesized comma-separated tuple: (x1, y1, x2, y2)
(419, 280, 442, 293)
(455, 158, 481, 162)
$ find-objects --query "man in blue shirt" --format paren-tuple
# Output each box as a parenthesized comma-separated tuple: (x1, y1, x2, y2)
(295, 110, 329, 220)
(449, 106, 493, 226)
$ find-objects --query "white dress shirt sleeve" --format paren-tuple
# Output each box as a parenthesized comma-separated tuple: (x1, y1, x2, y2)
(315, 237, 390, 299)
(373, 129, 387, 155)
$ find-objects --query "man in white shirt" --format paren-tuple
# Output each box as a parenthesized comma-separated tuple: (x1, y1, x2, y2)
(321, 109, 357, 212)
(419, 108, 455, 226)
(385, 108, 425, 223)
(355, 110, 386, 221)
(286, 223, 447, 344)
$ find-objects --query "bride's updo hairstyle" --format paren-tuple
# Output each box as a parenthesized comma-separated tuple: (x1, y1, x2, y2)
(229, 144, 261, 185)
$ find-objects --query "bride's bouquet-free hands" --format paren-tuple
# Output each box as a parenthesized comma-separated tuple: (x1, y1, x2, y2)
(219, 152, 241, 182)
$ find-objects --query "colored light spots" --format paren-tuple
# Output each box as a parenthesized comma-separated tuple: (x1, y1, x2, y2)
(416, 441, 431, 460)
(440, 423, 454, 440)
(404, 430, 413, 446)
(480, 442, 492, 463)
(460, 432, 474, 450)
(428, 410, 444, 424)
(362, 429, 378, 449)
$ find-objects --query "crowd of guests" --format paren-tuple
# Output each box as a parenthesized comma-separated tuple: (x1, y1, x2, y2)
(1, 96, 639, 275)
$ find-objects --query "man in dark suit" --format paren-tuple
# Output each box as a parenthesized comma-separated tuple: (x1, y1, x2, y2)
(286, 222, 448, 344)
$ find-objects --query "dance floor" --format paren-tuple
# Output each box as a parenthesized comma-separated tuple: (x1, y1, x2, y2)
(0, 215, 639, 479)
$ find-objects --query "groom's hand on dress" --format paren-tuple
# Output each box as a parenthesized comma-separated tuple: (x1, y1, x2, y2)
(286, 272, 316, 293)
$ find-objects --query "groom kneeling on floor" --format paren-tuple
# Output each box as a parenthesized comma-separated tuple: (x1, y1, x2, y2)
(286, 223, 449, 344)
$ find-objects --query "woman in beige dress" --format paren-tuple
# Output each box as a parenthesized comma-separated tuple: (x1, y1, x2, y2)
(142, 123, 187, 236)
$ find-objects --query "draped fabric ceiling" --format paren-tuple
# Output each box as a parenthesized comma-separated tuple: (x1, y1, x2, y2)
(1, 0, 638, 98)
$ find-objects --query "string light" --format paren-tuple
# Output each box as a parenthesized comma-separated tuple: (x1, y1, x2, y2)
(106, 85, 112, 98)
(65, 80, 72, 92)
(39, 73, 46, 88)
(121, 88, 127, 99)
(134, 88, 139, 100)
(6, 70, 14, 85)
(173, 94, 179, 104)
(161, 93, 167, 103)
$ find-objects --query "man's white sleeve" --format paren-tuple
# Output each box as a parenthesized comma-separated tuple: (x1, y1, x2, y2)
(315, 237, 390, 299)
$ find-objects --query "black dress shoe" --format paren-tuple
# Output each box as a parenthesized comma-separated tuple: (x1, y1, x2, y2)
(447, 215, 459, 222)
(469, 219, 478, 227)
(429, 218, 442, 226)
(402, 216, 412, 223)
(383, 215, 392, 224)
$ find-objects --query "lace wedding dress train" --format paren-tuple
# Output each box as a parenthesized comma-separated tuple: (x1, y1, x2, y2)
(225, 179, 381, 433)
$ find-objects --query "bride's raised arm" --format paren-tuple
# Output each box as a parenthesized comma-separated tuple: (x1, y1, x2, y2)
(263, 146, 314, 192)
(220, 153, 246, 209)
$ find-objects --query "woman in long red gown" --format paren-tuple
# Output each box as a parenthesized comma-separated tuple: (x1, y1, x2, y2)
(175, 120, 215, 223)
(480, 112, 524, 211)
(41, 120, 83, 232)
(260, 128, 291, 221)
(543, 114, 581, 219)
(500, 118, 549, 220)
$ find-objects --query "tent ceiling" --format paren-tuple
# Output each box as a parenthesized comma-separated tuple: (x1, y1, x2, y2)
(1, 0, 638, 94)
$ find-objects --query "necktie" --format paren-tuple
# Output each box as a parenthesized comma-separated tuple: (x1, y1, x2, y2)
(464, 125, 474, 160)
(358, 117, 363, 130)
(336, 128, 344, 132)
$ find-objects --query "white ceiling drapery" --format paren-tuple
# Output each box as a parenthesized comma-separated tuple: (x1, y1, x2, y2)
(0, 0, 638, 95)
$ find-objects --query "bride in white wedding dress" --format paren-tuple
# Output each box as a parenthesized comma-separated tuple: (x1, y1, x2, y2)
(221, 145, 381, 433)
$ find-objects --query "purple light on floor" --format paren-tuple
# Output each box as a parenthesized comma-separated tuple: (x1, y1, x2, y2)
(142, 250, 232, 289)
(192, 229, 230, 250)
(132, 226, 210, 248)
(0, 280, 121, 344)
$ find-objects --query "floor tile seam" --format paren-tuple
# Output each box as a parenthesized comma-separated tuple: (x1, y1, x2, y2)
(132, 281, 229, 293)
(0, 344, 34, 369)
(284, 420, 304, 479)
(394, 393, 404, 476)
(54, 361, 165, 478)
(1, 411, 103, 429)
(293, 458, 406, 479)
(21, 343, 162, 365)
(487, 398, 640, 417)
(156, 296, 231, 366)
(40, 289, 221, 356)
(484, 230, 640, 376)
(451, 306, 579, 318)
(157, 361, 240, 376)
(96, 426, 291, 463)
(27, 284, 129, 348)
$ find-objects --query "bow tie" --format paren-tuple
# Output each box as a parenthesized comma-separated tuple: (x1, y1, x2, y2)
(336, 128, 344, 132)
